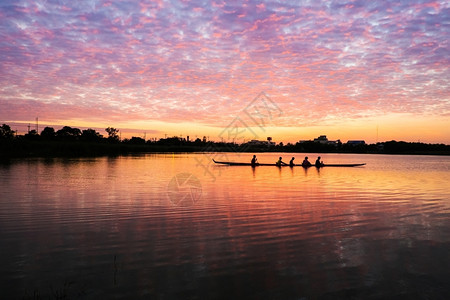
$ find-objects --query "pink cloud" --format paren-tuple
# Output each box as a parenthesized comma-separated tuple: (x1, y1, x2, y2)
(0, 0, 448, 142)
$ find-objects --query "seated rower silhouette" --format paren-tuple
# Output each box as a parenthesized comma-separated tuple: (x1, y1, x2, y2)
(315, 156, 324, 167)
(251, 155, 258, 166)
(276, 156, 287, 166)
(302, 156, 312, 167)
(289, 157, 295, 166)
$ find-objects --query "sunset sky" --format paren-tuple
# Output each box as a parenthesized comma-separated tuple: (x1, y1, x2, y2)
(1, 0, 449, 144)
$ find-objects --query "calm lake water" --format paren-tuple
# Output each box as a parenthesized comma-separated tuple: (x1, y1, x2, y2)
(1, 153, 449, 299)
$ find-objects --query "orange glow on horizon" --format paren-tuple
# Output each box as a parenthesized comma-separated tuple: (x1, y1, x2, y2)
(7, 111, 448, 145)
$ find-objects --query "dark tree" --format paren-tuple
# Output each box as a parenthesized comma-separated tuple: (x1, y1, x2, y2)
(105, 127, 120, 142)
(128, 137, 145, 144)
(81, 129, 103, 142)
(56, 126, 82, 140)
(41, 127, 56, 140)
(0, 124, 14, 139)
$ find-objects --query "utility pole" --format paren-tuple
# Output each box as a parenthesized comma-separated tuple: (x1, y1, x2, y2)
(36, 117, 39, 133)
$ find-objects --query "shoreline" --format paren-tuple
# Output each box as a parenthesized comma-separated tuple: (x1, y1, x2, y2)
(1, 140, 449, 159)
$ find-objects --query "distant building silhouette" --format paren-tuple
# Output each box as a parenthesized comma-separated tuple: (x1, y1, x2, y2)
(246, 139, 275, 146)
(346, 140, 366, 145)
(300, 135, 340, 146)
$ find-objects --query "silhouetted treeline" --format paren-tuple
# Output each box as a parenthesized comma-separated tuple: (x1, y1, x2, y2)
(381, 140, 450, 154)
(276, 140, 450, 155)
(1, 123, 449, 158)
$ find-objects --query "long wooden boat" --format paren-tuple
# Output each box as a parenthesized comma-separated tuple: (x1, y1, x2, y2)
(212, 159, 366, 167)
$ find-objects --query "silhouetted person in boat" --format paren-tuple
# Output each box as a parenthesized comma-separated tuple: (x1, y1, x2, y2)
(251, 155, 258, 166)
(302, 156, 312, 167)
(315, 156, 323, 167)
(276, 156, 287, 166)
(289, 157, 295, 166)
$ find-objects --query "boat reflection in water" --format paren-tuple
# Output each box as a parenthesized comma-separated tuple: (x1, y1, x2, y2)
(0, 153, 449, 298)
